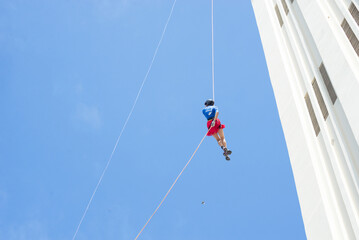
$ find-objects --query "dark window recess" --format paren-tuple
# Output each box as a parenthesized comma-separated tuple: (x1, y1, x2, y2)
(319, 63, 337, 104)
(281, 0, 289, 15)
(312, 78, 329, 120)
(349, 2, 359, 26)
(275, 5, 284, 27)
(341, 18, 359, 56)
(305, 93, 321, 136)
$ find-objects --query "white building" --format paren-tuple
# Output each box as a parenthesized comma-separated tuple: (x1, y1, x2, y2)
(251, 0, 359, 239)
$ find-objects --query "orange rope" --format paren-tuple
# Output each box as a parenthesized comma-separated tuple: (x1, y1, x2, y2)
(134, 130, 210, 240)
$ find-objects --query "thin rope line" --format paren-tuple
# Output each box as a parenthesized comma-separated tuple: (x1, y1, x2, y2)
(134, 130, 210, 240)
(71, 1, 177, 239)
(211, 0, 215, 101)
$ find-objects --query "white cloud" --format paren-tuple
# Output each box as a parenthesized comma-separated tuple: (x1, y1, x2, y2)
(75, 103, 102, 129)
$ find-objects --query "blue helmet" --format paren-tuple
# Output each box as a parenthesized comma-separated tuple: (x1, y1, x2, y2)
(204, 99, 214, 106)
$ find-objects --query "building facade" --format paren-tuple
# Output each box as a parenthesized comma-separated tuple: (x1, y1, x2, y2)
(252, 0, 359, 239)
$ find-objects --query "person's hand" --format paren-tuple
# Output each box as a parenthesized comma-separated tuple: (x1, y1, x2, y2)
(211, 120, 216, 127)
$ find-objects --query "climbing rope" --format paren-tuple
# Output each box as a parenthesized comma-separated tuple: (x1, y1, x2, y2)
(134, 129, 210, 240)
(134, 2, 216, 238)
(71, 1, 177, 239)
(211, 0, 215, 101)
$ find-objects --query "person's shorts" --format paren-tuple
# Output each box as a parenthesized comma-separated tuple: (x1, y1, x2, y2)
(206, 118, 225, 136)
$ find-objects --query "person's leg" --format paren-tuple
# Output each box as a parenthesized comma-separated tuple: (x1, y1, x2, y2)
(217, 129, 227, 148)
(212, 133, 223, 147)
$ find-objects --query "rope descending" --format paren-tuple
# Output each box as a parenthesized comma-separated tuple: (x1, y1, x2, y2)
(134, 130, 210, 240)
(135, 2, 216, 238)
(211, 0, 215, 101)
(71, 0, 178, 239)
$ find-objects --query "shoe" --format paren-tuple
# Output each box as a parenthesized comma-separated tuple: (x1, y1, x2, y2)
(223, 148, 232, 156)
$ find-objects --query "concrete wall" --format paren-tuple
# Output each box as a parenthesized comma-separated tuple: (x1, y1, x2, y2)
(252, 0, 359, 239)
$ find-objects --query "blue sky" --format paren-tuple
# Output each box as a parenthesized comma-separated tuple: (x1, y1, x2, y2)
(0, 0, 306, 239)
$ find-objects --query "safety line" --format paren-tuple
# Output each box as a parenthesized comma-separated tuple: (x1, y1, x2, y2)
(211, 0, 215, 101)
(134, 130, 210, 240)
(71, 1, 178, 239)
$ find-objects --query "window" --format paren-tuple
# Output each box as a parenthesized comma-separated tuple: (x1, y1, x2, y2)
(349, 2, 359, 26)
(312, 78, 329, 120)
(275, 4, 284, 27)
(281, 0, 289, 15)
(305, 93, 321, 136)
(319, 63, 337, 104)
(341, 18, 359, 56)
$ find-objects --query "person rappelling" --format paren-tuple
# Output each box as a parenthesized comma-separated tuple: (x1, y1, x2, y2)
(203, 99, 232, 160)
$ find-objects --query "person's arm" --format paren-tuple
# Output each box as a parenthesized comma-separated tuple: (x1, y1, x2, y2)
(213, 111, 219, 121)
(211, 110, 219, 127)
